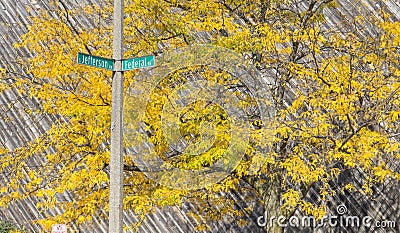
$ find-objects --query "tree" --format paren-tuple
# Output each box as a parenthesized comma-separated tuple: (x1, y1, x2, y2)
(0, 0, 399, 232)
(0, 219, 25, 233)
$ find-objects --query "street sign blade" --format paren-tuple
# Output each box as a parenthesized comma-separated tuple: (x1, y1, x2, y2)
(77, 52, 114, 71)
(122, 55, 155, 71)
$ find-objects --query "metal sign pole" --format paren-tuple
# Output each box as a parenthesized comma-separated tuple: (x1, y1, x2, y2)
(109, 0, 124, 232)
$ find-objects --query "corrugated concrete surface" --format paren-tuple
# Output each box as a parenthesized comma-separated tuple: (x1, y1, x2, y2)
(0, 0, 399, 232)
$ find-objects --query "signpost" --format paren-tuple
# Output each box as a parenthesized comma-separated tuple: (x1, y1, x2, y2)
(77, 52, 114, 71)
(52, 224, 67, 233)
(76, 4, 154, 233)
(109, 0, 124, 232)
(122, 55, 155, 71)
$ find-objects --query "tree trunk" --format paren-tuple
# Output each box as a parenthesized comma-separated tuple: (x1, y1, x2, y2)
(253, 175, 284, 233)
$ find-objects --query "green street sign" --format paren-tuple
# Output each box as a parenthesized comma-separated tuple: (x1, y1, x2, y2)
(77, 52, 114, 70)
(122, 55, 155, 71)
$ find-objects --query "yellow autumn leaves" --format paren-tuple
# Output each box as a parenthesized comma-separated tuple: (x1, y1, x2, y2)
(0, 0, 398, 232)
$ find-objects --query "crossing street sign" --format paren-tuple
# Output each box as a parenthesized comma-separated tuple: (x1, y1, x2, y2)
(122, 55, 155, 71)
(77, 52, 114, 70)
(76, 53, 155, 71)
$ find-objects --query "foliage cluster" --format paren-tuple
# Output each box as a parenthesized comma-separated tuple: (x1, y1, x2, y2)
(0, 0, 399, 232)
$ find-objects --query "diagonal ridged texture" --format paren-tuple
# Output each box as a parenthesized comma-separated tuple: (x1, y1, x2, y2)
(0, 0, 399, 232)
